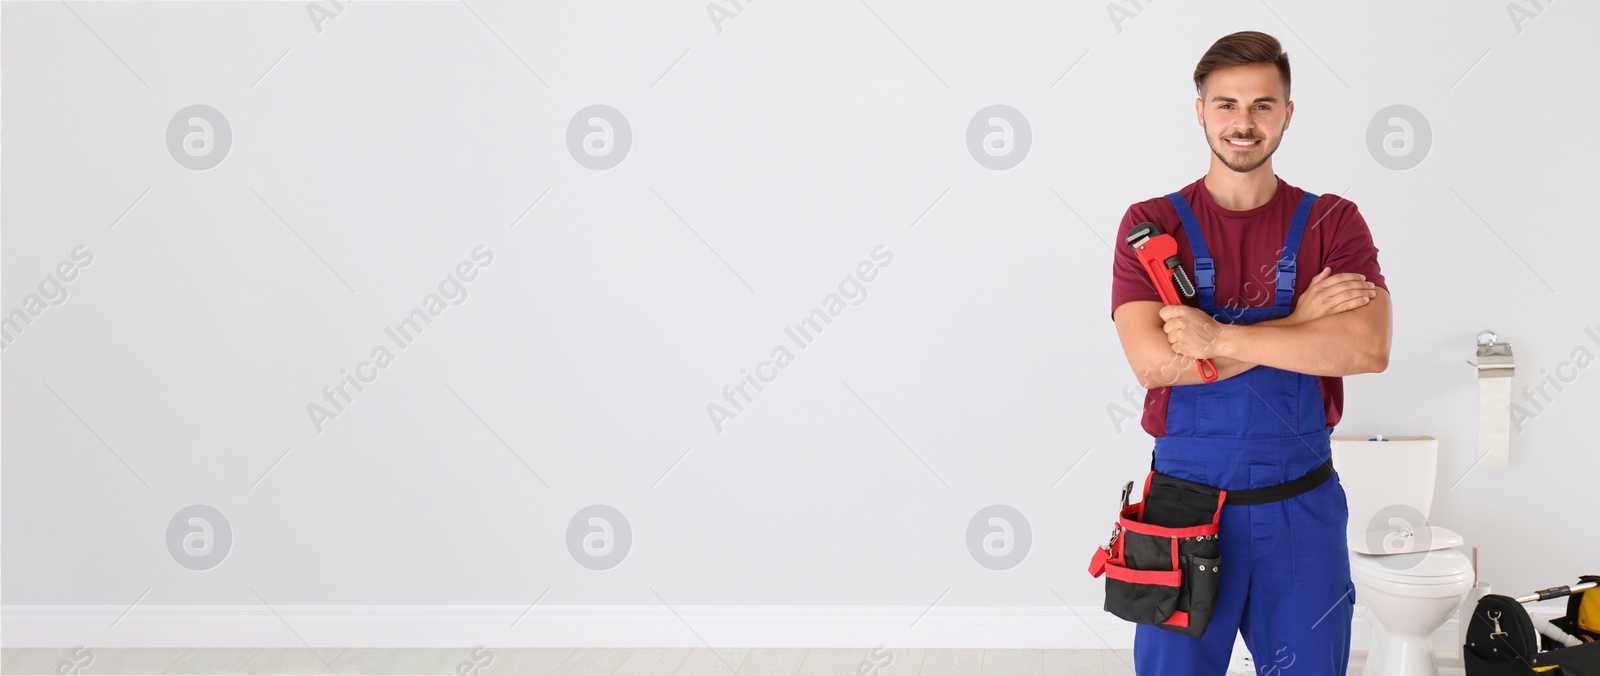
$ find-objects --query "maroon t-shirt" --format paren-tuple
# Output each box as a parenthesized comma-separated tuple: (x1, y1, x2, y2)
(1110, 175, 1389, 438)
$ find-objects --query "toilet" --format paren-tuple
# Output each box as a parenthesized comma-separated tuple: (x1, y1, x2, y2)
(1332, 434, 1475, 676)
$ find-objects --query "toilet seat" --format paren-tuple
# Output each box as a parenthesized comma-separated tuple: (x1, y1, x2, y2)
(1349, 525, 1464, 555)
(1351, 545, 1473, 586)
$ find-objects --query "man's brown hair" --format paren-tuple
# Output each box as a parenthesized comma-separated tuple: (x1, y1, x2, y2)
(1193, 31, 1291, 98)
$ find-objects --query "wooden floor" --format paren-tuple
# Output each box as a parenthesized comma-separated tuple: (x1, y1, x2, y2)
(0, 647, 1407, 675)
(0, 643, 1452, 676)
(5, 648, 1100, 675)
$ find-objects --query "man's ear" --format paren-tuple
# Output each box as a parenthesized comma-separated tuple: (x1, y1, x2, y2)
(1195, 96, 1204, 128)
(1283, 99, 1294, 133)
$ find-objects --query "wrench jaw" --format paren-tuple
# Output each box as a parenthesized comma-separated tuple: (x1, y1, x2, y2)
(1125, 222, 1160, 249)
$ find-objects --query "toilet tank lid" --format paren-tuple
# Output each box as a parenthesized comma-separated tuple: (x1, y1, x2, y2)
(1348, 525, 1464, 555)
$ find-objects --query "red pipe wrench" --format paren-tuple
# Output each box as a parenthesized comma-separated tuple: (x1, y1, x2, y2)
(1124, 222, 1218, 383)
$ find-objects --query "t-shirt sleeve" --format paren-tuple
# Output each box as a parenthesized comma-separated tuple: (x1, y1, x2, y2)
(1111, 206, 1162, 320)
(1321, 200, 1388, 295)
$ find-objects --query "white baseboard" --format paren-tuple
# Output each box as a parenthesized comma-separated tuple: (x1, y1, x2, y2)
(0, 604, 1559, 650)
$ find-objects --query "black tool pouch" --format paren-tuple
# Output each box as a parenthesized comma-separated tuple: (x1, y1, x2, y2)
(1088, 470, 1225, 638)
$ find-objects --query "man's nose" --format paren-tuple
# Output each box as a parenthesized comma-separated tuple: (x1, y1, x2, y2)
(1238, 111, 1261, 134)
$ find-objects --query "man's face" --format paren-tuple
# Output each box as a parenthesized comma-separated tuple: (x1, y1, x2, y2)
(1195, 62, 1293, 174)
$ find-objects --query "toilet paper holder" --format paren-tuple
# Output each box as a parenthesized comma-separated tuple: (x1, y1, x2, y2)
(1474, 330, 1514, 376)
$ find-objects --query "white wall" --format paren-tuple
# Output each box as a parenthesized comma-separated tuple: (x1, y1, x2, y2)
(4, 0, 1597, 647)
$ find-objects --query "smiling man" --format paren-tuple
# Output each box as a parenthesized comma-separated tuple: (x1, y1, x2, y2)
(1109, 31, 1392, 675)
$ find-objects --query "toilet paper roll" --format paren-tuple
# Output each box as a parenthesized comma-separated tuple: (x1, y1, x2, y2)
(1477, 374, 1511, 469)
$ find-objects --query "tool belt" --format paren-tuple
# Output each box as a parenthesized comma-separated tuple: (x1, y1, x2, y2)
(1087, 458, 1335, 637)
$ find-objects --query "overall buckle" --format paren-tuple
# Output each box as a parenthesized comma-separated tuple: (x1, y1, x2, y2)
(1275, 257, 1297, 293)
(1193, 257, 1215, 288)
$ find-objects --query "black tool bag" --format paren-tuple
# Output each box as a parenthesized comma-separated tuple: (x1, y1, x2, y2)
(1087, 469, 1226, 637)
(1465, 576, 1600, 676)
(1086, 458, 1336, 638)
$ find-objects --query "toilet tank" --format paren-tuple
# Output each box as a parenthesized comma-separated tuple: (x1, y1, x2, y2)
(1330, 435, 1439, 545)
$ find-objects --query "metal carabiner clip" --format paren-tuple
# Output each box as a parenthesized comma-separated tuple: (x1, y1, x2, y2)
(1488, 609, 1507, 641)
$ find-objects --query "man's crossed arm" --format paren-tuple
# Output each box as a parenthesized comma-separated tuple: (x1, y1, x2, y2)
(1113, 268, 1390, 389)
(1209, 288, 1390, 376)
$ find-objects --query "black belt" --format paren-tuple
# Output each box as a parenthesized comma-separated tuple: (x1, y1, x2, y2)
(1147, 456, 1335, 506)
(1226, 458, 1334, 505)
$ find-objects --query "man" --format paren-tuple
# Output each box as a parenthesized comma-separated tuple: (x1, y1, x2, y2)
(1109, 31, 1392, 675)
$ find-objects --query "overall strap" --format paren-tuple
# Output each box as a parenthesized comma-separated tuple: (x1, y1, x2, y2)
(1275, 192, 1320, 308)
(1163, 192, 1215, 309)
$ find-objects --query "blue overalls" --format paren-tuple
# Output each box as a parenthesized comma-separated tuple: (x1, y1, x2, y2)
(1132, 190, 1356, 675)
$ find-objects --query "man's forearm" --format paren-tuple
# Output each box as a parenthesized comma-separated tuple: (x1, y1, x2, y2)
(1141, 354, 1254, 388)
(1215, 306, 1387, 377)
(1139, 316, 1297, 388)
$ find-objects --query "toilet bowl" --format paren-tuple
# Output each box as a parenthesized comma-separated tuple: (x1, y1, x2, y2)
(1331, 435, 1476, 676)
(1350, 527, 1475, 675)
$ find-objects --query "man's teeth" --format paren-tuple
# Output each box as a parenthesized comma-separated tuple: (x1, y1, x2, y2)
(1227, 138, 1259, 147)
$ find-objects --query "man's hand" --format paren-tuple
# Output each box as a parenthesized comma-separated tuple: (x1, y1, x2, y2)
(1158, 304, 1227, 361)
(1116, 301, 1261, 389)
(1286, 267, 1377, 326)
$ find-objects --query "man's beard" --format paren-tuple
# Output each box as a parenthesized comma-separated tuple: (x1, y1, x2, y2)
(1209, 132, 1282, 173)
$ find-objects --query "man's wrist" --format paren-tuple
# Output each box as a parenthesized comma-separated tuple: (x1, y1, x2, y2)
(1216, 321, 1253, 360)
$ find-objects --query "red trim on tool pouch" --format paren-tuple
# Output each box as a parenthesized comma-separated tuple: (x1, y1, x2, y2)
(1117, 513, 1219, 539)
(1103, 563, 1182, 587)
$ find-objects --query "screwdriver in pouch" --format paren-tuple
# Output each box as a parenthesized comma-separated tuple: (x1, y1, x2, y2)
(1125, 221, 1218, 383)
